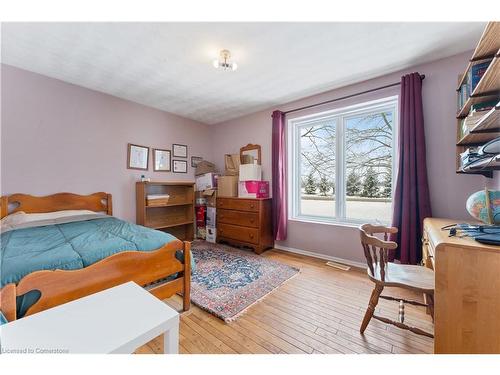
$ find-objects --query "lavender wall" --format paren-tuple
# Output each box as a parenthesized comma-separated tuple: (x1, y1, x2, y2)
(210, 51, 499, 264)
(2, 53, 498, 265)
(1, 64, 214, 222)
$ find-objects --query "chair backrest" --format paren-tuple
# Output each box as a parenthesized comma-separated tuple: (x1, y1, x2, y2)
(359, 224, 398, 281)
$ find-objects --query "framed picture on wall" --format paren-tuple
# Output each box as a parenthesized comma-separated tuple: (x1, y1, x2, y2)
(191, 156, 203, 167)
(127, 143, 149, 170)
(153, 148, 171, 172)
(172, 143, 188, 158)
(172, 159, 188, 173)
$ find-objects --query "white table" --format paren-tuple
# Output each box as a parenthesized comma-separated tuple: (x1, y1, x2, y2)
(0, 282, 179, 354)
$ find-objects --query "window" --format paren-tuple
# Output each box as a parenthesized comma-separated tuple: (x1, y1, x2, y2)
(289, 96, 397, 225)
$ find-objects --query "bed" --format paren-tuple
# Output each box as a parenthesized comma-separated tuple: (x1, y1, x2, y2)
(0, 192, 191, 322)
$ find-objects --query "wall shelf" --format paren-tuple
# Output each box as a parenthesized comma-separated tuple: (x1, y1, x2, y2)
(470, 22, 500, 61)
(456, 22, 500, 89)
(455, 22, 500, 178)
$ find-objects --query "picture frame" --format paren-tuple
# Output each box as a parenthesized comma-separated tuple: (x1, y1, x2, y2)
(191, 156, 203, 168)
(172, 143, 188, 158)
(172, 159, 188, 173)
(153, 148, 171, 172)
(127, 143, 149, 170)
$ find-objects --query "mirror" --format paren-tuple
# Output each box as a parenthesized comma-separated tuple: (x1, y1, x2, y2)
(240, 144, 261, 165)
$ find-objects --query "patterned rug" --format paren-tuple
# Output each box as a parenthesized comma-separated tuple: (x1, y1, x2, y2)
(190, 241, 299, 322)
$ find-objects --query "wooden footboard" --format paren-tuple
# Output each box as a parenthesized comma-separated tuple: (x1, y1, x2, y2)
(0, 240, 191, 321)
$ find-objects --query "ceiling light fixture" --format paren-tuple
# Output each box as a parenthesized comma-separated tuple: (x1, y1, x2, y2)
(212, 49, 237, 71)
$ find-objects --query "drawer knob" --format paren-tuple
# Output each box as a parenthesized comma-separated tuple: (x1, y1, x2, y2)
(249, 219, 254, 223)
(249, 234, 254, 239)
(250, 205, 255, 209)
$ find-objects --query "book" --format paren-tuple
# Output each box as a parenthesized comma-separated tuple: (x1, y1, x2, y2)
(470, 59, 493, 93)
(471, 100, 497, 113)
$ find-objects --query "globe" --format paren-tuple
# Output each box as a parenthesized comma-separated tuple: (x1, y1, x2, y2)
(466, 190, 500, 224)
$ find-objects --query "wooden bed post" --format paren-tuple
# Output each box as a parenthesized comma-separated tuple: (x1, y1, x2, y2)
(0, 283, 17, 321)
(183, 241, 191, 311)
(106, 193, 113, 215)
(1, 196, 8, 219)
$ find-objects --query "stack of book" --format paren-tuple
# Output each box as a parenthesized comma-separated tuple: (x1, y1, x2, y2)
(146, 194, 170, 206)
(458, 101, 497, 139)
(459, 147, 481, 168)
(457, 58, 492, 112)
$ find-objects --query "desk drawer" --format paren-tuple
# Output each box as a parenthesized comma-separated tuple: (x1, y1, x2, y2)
(422, 229, 435, 270)
(217, 209, 259, 228)
(218, 223, 259, 245)
(217, 198, 259, 212)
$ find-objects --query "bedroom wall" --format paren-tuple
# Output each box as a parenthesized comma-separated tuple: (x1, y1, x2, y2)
(0, 64, 214, 222)
(210, 51, 499, 265)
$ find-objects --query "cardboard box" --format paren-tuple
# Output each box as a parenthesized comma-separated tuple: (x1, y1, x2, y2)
(224, 154, 240, 176)
(195, 172, 219, 191)
(238, 181, 270, 198)
(195, 160, 216, 176)
(206, 226, 217, 243)
(206, 207, 216, 227)
(217, 175, 238, 197)
(195, 189, 217, 207)
(239, 164, 262, 181)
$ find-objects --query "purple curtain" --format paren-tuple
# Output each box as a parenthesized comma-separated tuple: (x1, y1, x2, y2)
(272, 110, 287, 241)
(390, 73, 432, 265)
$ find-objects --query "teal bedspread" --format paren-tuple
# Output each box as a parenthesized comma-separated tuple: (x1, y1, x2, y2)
(0, 216, 193, 317)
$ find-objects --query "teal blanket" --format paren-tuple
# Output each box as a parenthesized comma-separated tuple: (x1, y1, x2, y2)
(0, 216, 193, 318)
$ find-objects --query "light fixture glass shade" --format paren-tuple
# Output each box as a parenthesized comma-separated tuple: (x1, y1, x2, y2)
(212, 49, 237, 71)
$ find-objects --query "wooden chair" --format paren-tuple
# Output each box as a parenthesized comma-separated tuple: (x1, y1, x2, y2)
(359, 224, 434, 338)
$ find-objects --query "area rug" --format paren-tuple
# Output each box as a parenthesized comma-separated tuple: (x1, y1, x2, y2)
(190, 240, 299, 322)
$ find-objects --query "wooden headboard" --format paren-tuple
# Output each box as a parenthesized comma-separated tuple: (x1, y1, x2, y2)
(0, 192, 113, 219)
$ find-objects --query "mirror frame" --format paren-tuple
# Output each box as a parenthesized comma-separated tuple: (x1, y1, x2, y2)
(240, 143, 262, 165)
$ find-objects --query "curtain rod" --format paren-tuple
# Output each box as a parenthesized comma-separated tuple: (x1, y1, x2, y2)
(282, 74, 425, 116)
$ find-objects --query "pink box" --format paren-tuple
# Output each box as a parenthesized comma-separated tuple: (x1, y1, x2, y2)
(238, 181, 270, 199)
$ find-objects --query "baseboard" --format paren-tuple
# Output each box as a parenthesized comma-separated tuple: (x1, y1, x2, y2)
(274, 244, 367, 269)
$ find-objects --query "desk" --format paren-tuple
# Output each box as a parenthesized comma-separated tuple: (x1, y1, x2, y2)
(423, 218, 500, 354)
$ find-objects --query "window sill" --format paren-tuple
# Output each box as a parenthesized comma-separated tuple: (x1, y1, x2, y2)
(288, 217, 366, 229)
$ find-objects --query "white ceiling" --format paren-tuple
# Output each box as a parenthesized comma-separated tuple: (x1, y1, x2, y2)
(1, 22, 484, 124)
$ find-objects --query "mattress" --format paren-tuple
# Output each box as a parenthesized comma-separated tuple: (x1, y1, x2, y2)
(0, 215, 193, 317)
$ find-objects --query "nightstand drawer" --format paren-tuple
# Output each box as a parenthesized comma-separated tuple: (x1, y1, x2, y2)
(217, 209, 259, 228)
(218, 223, 260, 245)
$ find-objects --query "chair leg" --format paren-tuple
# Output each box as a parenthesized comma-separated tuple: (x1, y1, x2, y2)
(360, 284, 383, 334)
(426, 293, 434, 322)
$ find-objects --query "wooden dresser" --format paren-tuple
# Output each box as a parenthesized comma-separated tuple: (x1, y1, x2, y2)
(423, 217, 500, 354)
(216, 197, 273, 254)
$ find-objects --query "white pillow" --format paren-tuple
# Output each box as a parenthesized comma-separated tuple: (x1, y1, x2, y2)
(1, 209, 97, 227)
(0, 211, 27, 228)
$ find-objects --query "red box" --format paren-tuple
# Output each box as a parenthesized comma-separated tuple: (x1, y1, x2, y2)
(238, 181, 270, 199)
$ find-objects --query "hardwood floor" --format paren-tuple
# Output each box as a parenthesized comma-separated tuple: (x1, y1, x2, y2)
(136, 249, 434, 354)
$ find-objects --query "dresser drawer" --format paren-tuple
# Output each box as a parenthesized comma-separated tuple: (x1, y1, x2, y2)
(217, 209, 259, 228)
(217, 198, 259, 212)
(218, 223, 259, 245)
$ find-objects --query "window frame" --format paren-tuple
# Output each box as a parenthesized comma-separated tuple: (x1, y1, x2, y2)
(288, 95, 398, 226)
